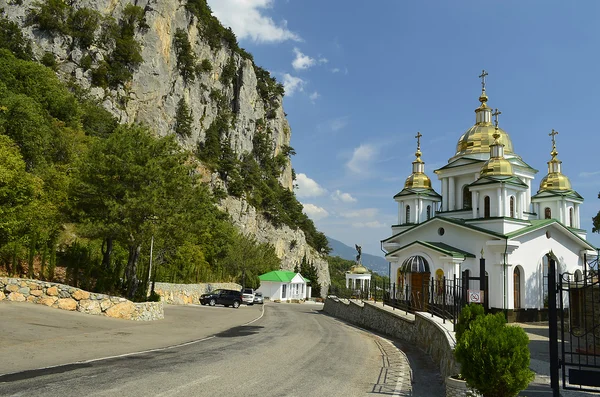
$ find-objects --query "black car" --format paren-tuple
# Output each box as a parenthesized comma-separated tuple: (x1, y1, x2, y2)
(200, 289, 243, 308)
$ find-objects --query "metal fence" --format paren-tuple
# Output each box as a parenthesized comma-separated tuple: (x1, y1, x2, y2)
(329, 276, 465, 329)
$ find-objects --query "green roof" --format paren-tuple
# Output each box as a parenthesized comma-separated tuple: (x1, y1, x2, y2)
(386, 240, 475, 259)
(393, 187, 442, 199)
(259, 271, 309, 283)
(469, 175, 528, 188)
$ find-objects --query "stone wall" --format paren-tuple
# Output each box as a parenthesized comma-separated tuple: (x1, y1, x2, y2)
(152, 282, 242, 305)
(0, 278, 163, 321)
(323, 297, 459, 379)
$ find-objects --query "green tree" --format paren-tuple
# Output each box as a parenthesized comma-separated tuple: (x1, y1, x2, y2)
(454, 313, 534, 397)
(173, 28, 197, 84)
(592, 192, 600, 233)
(175, 98, 193, 138)
(300, 256, 320, 297)
(26, 0, 69, 36)
(71, 124, 195, 299)
(0, 14, 33, 60)
(68, 8, 100, 50)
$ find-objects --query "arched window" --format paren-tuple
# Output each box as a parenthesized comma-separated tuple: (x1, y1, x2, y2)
(569, 208, 574, 227)
(427, 205, 431, 220)
(545, 207, 551, 219)
(405, 205, 411, 223)
(463, 186, 471, 209)
(514, 267, 521, 309)
(484, 196, 491, 218)
(509, 196, 515, 218)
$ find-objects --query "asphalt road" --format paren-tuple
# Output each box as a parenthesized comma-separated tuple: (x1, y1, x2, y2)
(0, 302, 433, 396)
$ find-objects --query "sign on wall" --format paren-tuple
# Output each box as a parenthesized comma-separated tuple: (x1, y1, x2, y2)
(468, 290, 484, 304)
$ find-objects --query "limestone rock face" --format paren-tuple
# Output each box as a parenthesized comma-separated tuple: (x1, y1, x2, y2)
(1, 0, 330, 293)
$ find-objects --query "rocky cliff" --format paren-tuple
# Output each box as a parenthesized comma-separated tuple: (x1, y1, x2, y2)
(0, 0, 330, 293)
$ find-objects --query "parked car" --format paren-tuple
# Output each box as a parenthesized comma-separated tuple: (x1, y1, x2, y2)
(241, 288, 255, 305)
(253, 291, 264, 304)
(200, 289, 243, 308)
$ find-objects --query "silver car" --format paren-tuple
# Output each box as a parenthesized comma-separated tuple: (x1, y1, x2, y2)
(241, 288, 255, 305)
(253, 292, 264, 304)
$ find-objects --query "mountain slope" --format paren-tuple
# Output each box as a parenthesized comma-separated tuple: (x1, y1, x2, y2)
(327, 237, 389, 276)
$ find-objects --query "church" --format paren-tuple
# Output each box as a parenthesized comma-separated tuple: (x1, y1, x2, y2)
(381, 71, 597, 314)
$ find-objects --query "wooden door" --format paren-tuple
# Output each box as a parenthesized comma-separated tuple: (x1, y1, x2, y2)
(411, 273, 430, 311)
(513, 268, 521, 309)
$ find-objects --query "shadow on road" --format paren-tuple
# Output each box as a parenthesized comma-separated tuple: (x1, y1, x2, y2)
(215, 325, 263, 338)
(0, 362, 93, 383)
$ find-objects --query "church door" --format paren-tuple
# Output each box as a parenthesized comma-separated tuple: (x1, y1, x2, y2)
(411, 272, 430, 311)
(513, 268, 521, 309)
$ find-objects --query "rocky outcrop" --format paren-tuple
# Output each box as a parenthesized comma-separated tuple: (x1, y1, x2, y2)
(0, 0, 330, 293)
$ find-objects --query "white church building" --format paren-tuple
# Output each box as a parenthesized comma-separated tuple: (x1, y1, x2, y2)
(382, 72, 597, 314)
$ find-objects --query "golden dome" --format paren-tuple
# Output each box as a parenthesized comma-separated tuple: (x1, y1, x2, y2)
(350, 264, 369, 274)
(538, 130, 572, 192)
(480, 156, 514, 176)
(404, 172, 432, 189)
(539, 172, 572, 191)
(456, 125, 514, 157)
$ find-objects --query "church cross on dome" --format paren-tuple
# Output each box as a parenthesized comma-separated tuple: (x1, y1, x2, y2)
(492, 108, 502, 128)
(479, 69, 488, 91)
(549, 129, 559, 148)
(415, 131, 422, 150)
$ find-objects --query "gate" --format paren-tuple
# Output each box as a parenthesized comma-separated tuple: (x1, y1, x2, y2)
(548, 253, 600, 394)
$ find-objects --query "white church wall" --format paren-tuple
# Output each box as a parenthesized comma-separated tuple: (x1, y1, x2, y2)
(508, 228, 583, 309)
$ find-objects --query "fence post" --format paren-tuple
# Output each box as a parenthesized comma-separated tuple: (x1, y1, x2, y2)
(547, 254, 559, 397)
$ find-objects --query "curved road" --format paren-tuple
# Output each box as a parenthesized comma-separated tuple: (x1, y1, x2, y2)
(0, 302, 441, 396)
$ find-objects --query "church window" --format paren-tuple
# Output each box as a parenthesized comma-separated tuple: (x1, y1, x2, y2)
(569, 208, 573, 227)
(484, 196, 491, 218)
(427, 205, 431, 220)
(463, 186, 471, 209)
(509, 196, 515, 218)
(405, 205, 411, 223)
(545, 207, 551, 219)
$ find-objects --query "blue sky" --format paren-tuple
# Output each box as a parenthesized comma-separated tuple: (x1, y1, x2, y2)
(207, 0, 600, 257)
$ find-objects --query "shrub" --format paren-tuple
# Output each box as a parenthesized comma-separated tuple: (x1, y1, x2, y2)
(173, 28, 196, 84)
(455, 303, 485, 342)
(175, 98, 193, 138)
(199, 58, 212, 73)
(147, 291, 161, 302)
(0, 14, 33, 60)
(454, 312, 534, 397)
(41, 51, 57, 70)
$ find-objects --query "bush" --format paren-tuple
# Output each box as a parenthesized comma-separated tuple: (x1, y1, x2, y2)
(147, 290, 161, 302)
(455, 303, 485, 341)
(454, 312, 534, 397)
(41, 51, 57, 70)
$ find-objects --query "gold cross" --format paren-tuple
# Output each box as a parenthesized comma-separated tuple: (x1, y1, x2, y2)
(492, 108, 502, 128)
(549, 129, 559, 146)
(479, 69, 488, 91)
(415, 132, 422, 149)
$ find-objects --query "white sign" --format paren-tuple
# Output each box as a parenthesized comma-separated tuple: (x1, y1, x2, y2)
(468, 290, 484, 303)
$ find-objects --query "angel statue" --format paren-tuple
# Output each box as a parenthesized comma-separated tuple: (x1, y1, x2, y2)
(355, 244, 362, 264)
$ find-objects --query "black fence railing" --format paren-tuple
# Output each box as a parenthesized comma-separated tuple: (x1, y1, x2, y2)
(328, 276, 465, 329)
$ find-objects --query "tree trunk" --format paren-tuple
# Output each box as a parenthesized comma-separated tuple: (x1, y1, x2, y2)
(101, 237, 113, 270)
(125, 244, 141, 299)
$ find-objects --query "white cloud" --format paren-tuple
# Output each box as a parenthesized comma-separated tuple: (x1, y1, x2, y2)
(331, 190, 357, 203)
(341, 208, 379, 219)
(318, 57, 328, 64)
(351, 221, 387, 229)
(207, 0, 301, 43)
(331, 68, 340, 73)
(302, 203, 329, 220)
(346, 144, 377, 174)
(292, 48, 315, 70)
(579, 170, 600, 178)
(330, 116, 348, 131)
(296, 173, 326, 198)
(282, 73, 305, 96)
(309, 91, 320, 102)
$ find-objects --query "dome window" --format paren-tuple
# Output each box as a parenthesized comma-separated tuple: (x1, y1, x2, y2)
(484, 196, 491, 218)
(545, 207, 552, 219)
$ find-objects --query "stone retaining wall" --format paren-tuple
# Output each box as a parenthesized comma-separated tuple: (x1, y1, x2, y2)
(0, 278, 163, 321)
(323, 297, 459, 379)
(152, 282, 242, 305)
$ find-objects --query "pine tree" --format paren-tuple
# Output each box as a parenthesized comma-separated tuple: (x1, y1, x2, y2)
(175, 98, 193, 138)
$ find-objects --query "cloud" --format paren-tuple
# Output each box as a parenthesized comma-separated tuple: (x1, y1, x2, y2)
(296, 173, 326, 197)
(292, 48, 315, 70)
(302, 203, 329, 220)
(282, 73, 305, 96)
(309, 91, 320, 103)
(207, 0, 301, 43)
(346, 144, 377, 174)
(331, 68, 340, 73)
(330, 116, 348, 131)
(331, 190, 357, 203)
(579, 170, 600, 178)
(351, 221, 387, 229)
(341, 208, 379, 219)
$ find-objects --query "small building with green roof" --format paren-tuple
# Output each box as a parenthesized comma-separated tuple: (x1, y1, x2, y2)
(257, 271, 310, 302)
